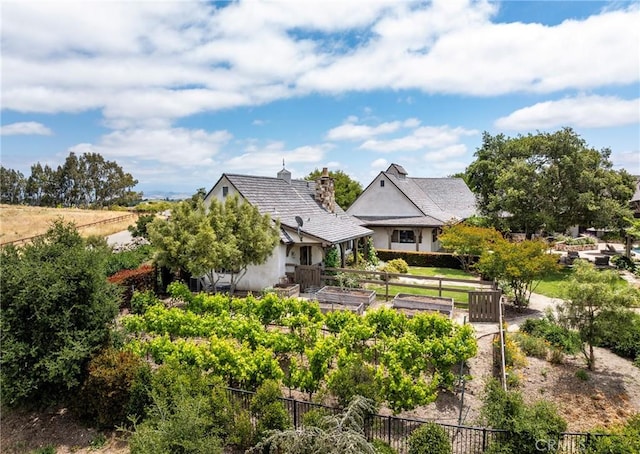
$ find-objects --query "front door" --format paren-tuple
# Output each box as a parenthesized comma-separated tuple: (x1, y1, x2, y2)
(300, 246, 312, 265)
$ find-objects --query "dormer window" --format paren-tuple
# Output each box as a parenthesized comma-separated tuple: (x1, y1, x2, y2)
(380, 180, 385, 187)
(222, 186, 229, 197)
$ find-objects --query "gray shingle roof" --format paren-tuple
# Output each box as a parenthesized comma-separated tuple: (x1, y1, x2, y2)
(224, 173, 372, 244)
(382, 170, 477, 224)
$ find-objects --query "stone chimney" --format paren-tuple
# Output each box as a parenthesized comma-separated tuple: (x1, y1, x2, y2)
(315, 167, 335, 213)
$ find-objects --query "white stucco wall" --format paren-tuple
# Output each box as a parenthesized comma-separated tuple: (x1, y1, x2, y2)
(347, 174, 421, 217)
(372, 227, 440, 253)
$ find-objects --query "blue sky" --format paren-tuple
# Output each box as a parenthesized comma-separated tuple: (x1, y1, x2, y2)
(1, 0, 638, 197)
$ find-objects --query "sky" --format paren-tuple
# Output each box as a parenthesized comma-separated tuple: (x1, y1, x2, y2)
(1, 0, 639, 198)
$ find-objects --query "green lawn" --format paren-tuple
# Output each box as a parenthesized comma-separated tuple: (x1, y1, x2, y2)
(366, 282, 470, 307)
(366, 266, 481, 307)
(530, 268, 573, 299)
(407, 266, 477, 280)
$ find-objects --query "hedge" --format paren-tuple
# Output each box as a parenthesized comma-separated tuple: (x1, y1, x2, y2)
(108, 264, 156, 308)
(376, 249, 476, 269)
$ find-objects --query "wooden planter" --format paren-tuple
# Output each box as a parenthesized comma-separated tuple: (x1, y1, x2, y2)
(315, 286, 376, 307)
(272, 283, 300, 298)
(391, 293, 454, 318)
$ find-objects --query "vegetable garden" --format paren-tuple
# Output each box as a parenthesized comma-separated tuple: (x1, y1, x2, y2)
(120, 282, 477, 413)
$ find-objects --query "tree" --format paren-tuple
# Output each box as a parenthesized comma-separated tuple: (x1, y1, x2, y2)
(476, 238, 559, 308)
(558, 260, 640, 370)
(148, 195, 280, 293)
(0, 220, 120, 406)
(248, 395, 377, 454)
(438, 223, 503, 272)
(465, 128, 635, 236)
(5, 152, 140, 207)
(306, 169, 363, 209)
(0, 166, 26, 204)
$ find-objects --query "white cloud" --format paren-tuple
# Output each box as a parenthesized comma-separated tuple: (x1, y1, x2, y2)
(69, 127, 232, 167)
(370, 158, 389, 169)
(326, 117, 420, 141)
(360, 125, 478, 152)
(495, 95, 640, 130)
(0, 121, 52, 136)
(2, 0, 637, 126)
(224, 142, 331, 175)
(423, 144, 468, 162)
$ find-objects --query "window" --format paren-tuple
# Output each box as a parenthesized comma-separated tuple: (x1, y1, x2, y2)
(391, 229, 416, 243)
(300, 246, 312, 265)
(222, 186, 229, 197)
(380, 180, 385, 187)
(432, 228, 441, 243)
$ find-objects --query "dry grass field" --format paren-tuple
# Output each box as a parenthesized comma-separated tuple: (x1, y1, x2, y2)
(0, 204, 139, 245)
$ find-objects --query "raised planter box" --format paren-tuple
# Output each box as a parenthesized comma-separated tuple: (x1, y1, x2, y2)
(555, 242, 597, 252)
(315, 286, 376, 307)
(272, 283, 300, 298)
(391, 293, 454, 318)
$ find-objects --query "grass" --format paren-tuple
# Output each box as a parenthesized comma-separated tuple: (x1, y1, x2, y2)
(0, 204, 138, 244)
(407, 266, 477, 280)
(531, 266, 631, 299)
(531, 268, 573, 299)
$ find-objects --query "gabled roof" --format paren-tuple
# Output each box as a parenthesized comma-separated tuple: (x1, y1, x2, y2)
(215, 173, 372, 245)
(351, 164, 477, 227)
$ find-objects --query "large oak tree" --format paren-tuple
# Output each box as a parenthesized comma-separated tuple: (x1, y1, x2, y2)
(465, 128, 635, 236)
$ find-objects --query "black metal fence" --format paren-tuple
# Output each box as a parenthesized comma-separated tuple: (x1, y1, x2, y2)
(226, 387, 617, 454)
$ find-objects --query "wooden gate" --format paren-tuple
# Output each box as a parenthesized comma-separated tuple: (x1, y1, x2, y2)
(294, 265, 322, 291)
(468, 291, 502, 322)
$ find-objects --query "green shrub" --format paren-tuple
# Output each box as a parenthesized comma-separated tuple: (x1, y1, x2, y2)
(327, 358, 379, 407)
(228, 409, 254, 451)
(334, 272, 361, 288)
(302, 407, 332, 429)
(408, 422, 452, 454)
(388, 258, 409, 274)
(78, 348, 152, 428)
(250, 380, 291, 438)
(376, 249, 466, 269)
(575, 369, 589, 381)
(325, 246, 340, 270)
(481, 379, 567, 454)
(106, 245, 154, 276)
(583, 414, 640, 454)
(130, 290, 163, 315)
(520, 317, 581, 354)
(128, 392, 223, 454)
(611, 255, 637, 272)
(595, 310, 640, 362)
(372, 439, 397, 454)
(511, 332, 549, 359)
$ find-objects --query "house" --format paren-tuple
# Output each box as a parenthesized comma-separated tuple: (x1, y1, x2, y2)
(347, 164, 477, 252)
(203, 167, 372, 292)
(631, 176, 640, 218)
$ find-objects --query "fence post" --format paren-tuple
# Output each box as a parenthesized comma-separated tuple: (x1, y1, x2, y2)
(438, 278, 442, 297)
(293, 400, 298, 429)
(387, 415, 392, 445)
(482, 428, 487, 450)
(385, 273, 389, 302)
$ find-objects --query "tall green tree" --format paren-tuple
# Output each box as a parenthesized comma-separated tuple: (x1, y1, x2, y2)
(0, 166, 26, 204)
(0, 220, 120, 406)
(148, 195, 280, 293)
(558, 260, 640, 370)
(305, 169, 363, 209)
(465, 128, 635, 236)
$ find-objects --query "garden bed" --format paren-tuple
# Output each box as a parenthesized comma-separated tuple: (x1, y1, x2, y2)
(315, 286, 376, 307)
(391, 293, 454, 318)
(272, 283, 300, 298)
